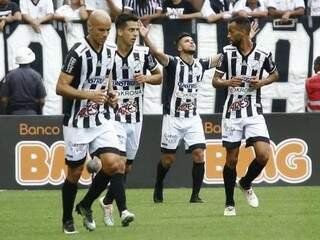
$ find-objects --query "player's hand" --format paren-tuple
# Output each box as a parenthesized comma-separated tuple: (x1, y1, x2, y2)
(138, 20, 150, 38)
(250, 20, 260, 39)
(229, 77, 242, 87)
(88, 90, 108, 104)
(282, 11, 291, 23)
(134, 73, 147, 84)
(249, 76, 263, 89)
(31, 19, 41, 33)
(106, 91, 118, 108)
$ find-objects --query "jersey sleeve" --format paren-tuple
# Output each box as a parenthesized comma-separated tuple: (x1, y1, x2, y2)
(262, 52, 276, 73)
(61, 46, 82, 76)
(215, 52, 228, 74)
(145, 51, 159, 72)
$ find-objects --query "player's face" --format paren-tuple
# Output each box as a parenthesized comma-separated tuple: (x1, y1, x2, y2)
(178, 36, 196, 55)
(89, 19, 111, 46)
(119, 21, 139, 47)
(227, 22, 243, 46)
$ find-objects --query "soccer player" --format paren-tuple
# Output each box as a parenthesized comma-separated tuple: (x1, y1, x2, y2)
(76, 13, 162, 227)
(56, 10, 133, 234)
(212, 16, 279, 216)
(139, 22, 221, 203)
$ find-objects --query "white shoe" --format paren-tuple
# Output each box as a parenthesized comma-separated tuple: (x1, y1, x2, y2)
(99, 197, 114, 226)
(121, 210, 135, 227)
(224, 206, 236, 216)
(237, 181, 259, 208)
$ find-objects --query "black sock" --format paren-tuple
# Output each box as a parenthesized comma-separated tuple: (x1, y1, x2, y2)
(103, 171, 128, 205)
(240, 159, 265, 190)
(191, 162, 204, 196)
(104, 188, 114, 205)
(223, 165, 236, 206)
(62, 179, 77, 223)
(109, 173, 127, 216)
(155, 161, 169, 187)
(79, 170, 111, 209)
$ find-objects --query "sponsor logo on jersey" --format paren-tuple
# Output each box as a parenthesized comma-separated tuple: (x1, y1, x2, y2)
(113, 79, 137, 86)
(163, 133, 178, 144)
(177, 82, 198, 89)
(228, 96, 250, 112)
(177, 101, 196, 112)
(117, 89, 143, 98)
(76, 102, 99, 118)
(229, 86, 253, 94)
(117, 101, 138, 115)
(175, 91, 197, 99)
(87, 77, 105, 84)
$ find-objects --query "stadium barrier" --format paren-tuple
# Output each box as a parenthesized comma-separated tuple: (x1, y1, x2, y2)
(0, 113, 319, 189)
(1, 17, 320, 115)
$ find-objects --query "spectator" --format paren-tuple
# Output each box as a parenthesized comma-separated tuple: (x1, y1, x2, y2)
(267, 0, 305, 22)
(0, 47, 46, 115)
(54, 0, 89, 22)
(123, 0, 162, 24)
(162, 0, 202, 20)
(86, 0, 123, 20)
(305, 56, 320, 112)
(201, 0, 231, 22)
(232, 0, 268, 18)
(0, 0, 22, 32)
(307, 0, 320, 16)
(20, 0, 54, 33)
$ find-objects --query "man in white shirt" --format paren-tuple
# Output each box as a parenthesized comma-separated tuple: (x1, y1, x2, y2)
(20, 0, 54, 33)
(232, 0, 268, 18)
(267, 0, 305, 22)
(85, 0, 123, 20)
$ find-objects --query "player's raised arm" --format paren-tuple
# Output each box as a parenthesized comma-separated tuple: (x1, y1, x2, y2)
(138, 20, 169, 66)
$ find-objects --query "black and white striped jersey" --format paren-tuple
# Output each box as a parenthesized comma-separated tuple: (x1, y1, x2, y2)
(215, 43, 276, 119)
(162, 56, 211, 118)
(61, 38, 116, 128)
(124, 0, 162, 17)
(105, 45, 158, 123)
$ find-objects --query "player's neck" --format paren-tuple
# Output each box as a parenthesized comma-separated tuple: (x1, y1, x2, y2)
(86, 36, 103, 53)
(238, 39, 253, 56)
(179, 53, 194, 65)
(117, 40, 132, 57)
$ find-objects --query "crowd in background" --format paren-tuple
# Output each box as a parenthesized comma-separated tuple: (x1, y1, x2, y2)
(0, 0, 320, 114)
(0, 0, 319, 31)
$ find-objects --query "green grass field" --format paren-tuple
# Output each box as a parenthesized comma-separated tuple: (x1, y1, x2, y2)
(0, 186, 319, 240)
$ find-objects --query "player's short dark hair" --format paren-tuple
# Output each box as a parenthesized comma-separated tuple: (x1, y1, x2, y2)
(115, 13, 139, 29)
(314, 56, 320, 67)
(229, 16, 251, 33)
(175, 32, 193, 46)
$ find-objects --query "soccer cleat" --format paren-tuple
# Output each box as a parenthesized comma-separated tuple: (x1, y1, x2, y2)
(62, 220, 78, 234)
(153, 185, 163, 203)
(224, 206, 236, 216)
(99, 197, 114, 226)
(237, 180, 259, 208)
(75, 204, 96, 231)
(120, 210, 135, 227)
(189, 194, 205, 203)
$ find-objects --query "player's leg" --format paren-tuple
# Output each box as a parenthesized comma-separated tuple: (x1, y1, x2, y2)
(184, 115, 206, 203)
(154, 115, 180, 203)
(62, 128, 88, 234)
(238, 115, 270, 208)
(221, 118, 243, 216)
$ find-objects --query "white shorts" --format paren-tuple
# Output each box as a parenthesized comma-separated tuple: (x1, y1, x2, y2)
(63, 120, 120, 165)
(221, 115, 270, 149)
(161, 114, 206, 153)
(113, 121, 142, 161)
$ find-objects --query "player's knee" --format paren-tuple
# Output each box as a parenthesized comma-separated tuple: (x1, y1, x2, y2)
(256, 152, 269, 165)
(125, 164, 133, 174)
(66, 165, 83, 183)
(192, 149, 204, 163)
(162, 154, 176, 167)
(226, 158, 238, 169)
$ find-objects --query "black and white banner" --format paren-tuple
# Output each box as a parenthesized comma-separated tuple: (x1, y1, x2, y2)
(1, 18, 319, 114)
